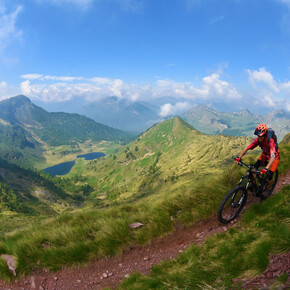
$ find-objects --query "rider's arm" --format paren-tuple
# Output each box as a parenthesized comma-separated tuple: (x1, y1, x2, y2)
(238, 139, 258, 160)
(266, 138, 277, 171)
(266, 157, 275, 170)
(239, 148, 248, 158)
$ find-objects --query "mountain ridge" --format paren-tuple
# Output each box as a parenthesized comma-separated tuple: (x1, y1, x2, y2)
(0, 95, 131, 166)
(182, 104, 290, 141)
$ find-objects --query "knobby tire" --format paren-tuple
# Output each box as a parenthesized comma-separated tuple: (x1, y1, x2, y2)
(217, 185, 248, 224)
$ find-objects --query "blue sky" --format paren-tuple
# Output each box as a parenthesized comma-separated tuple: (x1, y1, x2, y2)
(0, 0, 290, 115)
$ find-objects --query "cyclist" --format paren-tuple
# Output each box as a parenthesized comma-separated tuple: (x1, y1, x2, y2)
(235, 123, 280, 199)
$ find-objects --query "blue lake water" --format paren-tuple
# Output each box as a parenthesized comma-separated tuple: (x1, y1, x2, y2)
(77, 152, 105, 160)
(43, 152, 105, 177)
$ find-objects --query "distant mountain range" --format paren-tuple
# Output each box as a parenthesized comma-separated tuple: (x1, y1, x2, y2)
(78, 97, 161, 133)
(34, 95, 289, 140)
(0, 95, 289, 167)
(0, 95, 131, 165)
(182, 105, 290, 142)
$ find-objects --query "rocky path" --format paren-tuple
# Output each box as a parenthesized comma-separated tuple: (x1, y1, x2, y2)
(0, 170, 289, 290)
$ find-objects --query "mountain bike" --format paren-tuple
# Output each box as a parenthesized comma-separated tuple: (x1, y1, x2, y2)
(217, 160, 279, 224)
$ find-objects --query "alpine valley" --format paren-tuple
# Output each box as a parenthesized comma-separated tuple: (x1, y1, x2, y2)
(0, 95, 289, 289)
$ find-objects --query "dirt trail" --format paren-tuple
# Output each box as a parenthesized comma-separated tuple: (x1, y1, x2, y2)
(0, 170, 289, 290)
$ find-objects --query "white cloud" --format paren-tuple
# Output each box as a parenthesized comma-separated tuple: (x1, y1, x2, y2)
(263, 94, 276, 108)
(0, 81, 20, 100)
(0, 3, 22, 52)
(21, 74, 44, 80)
(246, 67, 290, 111)
(156, 72, 241, 101)
(21, 74, 83, 82)
(19, 77, 152, 103)
(247, 67, 279, 93)
(276, 0, 290, 6)
(17, 71, 243, 105)
(1, 69, 283, 113)
(159, 102, 191, 117)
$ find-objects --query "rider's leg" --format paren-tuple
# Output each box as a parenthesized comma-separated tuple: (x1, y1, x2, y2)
(262, 159, 279, 199)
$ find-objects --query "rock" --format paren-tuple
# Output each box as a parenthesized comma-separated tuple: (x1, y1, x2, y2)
(266, 272, 273, 279)
(124, 274, 130, 278)
(144, 257, 149, 261)
(170, 216, 174, 221)
(39, 287, 45, 290)
(54, 277, 58, 281)
(102, 273, 108, 278)
(196, 233, 201, 238)
(1, 254, 17, 276)
(129, 222, 144, 229)
(108, 272, 113, 277)
(223, 227, 227, 232)
(119, 263, 123, 267)
(179, 250, 183, 254)
(31, 276, 36, 289)
(77, 280, 81, 283)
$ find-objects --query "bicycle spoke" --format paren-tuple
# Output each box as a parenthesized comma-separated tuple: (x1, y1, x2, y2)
(218, 186, 247, 223)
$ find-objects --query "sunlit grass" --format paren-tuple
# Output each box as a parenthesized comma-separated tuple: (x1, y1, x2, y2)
(0, 118, 288, 282)
(120, 186, 290, 289)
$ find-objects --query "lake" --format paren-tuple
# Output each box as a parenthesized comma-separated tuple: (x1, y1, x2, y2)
(43, 152, 105, 177)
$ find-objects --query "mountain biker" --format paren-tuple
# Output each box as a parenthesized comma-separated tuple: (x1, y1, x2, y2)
(235, 123, 280, 199)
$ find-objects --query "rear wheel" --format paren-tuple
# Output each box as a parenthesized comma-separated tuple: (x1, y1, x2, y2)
(217, 185, 248, 223)
(260, 170, 279, 199)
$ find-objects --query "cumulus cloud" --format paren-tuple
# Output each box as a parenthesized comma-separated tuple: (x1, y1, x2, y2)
(247, 67, 279, 93)
(19, 77, 152, 103)
(0, 2, 23, 52)
(155, 72, 241, 101)
(0, 81, 20, 100)
(0, 68, 284, 113)
(159, 102, 191, 118)
(17, 71, 245, 105)
(246, 67, 290, 111)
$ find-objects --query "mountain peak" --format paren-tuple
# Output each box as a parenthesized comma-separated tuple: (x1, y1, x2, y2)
(10, 95, 32, 103)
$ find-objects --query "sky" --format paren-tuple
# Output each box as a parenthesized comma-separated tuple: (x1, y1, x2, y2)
(0, 0, 290, 116)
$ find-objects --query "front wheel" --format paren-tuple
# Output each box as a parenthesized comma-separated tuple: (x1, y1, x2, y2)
(217, 185, 248, 223)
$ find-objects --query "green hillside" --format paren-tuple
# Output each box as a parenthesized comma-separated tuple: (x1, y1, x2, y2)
(0, 117, 288, 285)
(0, 157, 94, 234)
(0, 95, 131, 166)
(68, 117, 253, 208)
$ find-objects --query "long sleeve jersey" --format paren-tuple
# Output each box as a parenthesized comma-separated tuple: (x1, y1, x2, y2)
(247, 137, 279, 160)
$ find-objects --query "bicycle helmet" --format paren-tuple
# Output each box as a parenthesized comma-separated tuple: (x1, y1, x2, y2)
(254, 123, 268, 137)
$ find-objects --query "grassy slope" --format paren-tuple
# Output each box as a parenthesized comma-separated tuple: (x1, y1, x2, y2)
(120, 185, 290, 289)
(0, 117, 288, 282)
(71, 118, 254, 208)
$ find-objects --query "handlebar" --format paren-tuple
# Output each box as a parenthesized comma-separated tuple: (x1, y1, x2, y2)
(235, 159, 261, 174)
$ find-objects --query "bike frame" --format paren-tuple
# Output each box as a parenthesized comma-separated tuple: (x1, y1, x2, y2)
(237, 161, 263, 196)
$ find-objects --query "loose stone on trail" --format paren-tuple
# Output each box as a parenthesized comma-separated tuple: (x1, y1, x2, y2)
(129, 222, 144, 229)
(1, 254, 17, 276)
